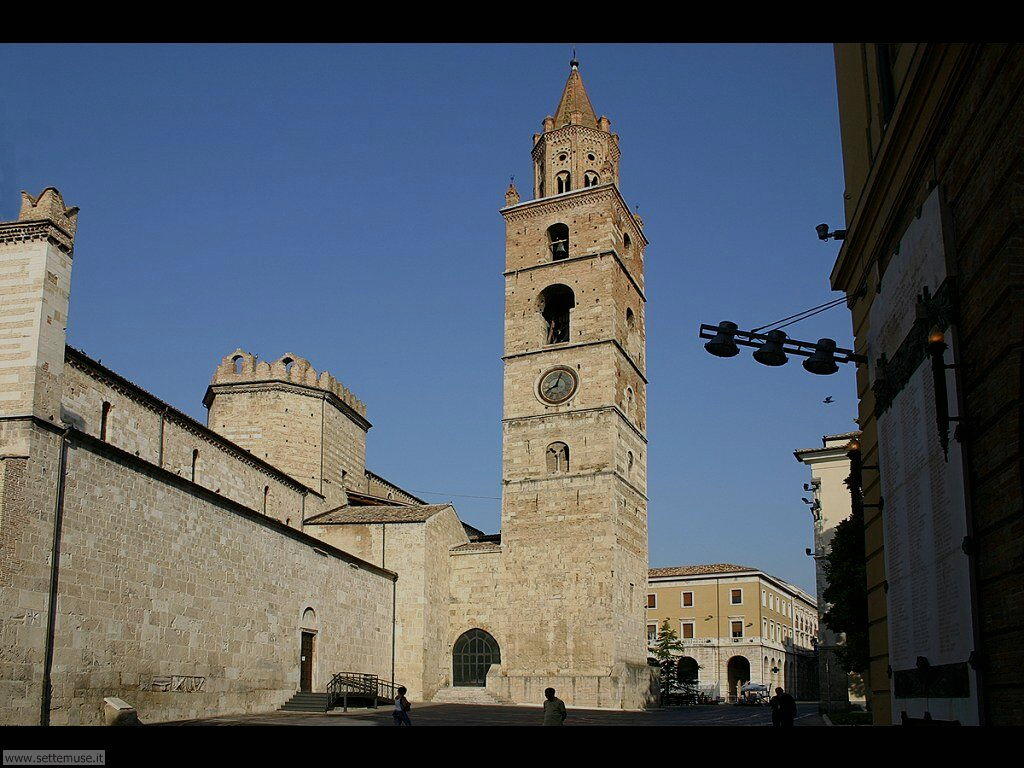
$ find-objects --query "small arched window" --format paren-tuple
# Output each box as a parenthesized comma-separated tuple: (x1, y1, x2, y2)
(263, 485, 269, 514)
(626, 307, 635, 330)
(233, 355, 243, 374)
(547, 223, 569, 261)
(538, 284, 576, 345)
(546, 442, 569, 473)
(623, 232, 632, 254)
(100, 401, 112, 442)
(584, 171, 600, 187)
(556, 171, 571, 194)
(191, 449, 199, 483)
(282, 357, 295, 374)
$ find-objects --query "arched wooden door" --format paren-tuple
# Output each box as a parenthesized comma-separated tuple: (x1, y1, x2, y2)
(453, 629, 500, 687)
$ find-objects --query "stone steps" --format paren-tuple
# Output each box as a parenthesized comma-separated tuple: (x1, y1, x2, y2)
(279, 691, 329, 712)
(431, 686, 503, 706)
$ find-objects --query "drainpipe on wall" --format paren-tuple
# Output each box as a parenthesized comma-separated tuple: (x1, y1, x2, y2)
(158, 407, 167, 467)
(40, 428, 71, 726)
(391, 578, 397, 686)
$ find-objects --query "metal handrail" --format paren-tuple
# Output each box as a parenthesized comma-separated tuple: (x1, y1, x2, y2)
(327, 672, 403, 712)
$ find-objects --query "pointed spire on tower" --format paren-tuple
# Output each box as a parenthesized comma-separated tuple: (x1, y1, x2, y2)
(553, 56, 598, 129)
(505, 175, 520, 206)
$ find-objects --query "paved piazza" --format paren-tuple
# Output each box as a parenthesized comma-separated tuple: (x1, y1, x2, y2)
(162, 702, 823, 727)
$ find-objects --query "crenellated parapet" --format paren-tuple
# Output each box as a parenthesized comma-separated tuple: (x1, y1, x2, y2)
(210, 349, 367, 419)
(0, 187, 80, 255)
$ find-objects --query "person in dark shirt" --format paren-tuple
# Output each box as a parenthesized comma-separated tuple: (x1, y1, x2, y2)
(769, 687, 797, 726)
(542, 687, 567, 726)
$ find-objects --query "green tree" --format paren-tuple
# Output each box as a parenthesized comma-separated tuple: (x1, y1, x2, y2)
(653, 619, 684, 702)
(821, 504, 869, 674)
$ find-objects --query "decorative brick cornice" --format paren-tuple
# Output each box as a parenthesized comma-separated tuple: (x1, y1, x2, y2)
(501, 183, 647, 247)
(0, 219, 75, 255)
(531, 125, 621, 162)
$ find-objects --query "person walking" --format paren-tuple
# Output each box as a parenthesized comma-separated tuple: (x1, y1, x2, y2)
(542, 687, 567, 726)
(769, 686, 796, 727)
(392, 685, 412, 726)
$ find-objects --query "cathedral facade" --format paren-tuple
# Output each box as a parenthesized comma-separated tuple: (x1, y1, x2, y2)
(0, 62, 652, 725)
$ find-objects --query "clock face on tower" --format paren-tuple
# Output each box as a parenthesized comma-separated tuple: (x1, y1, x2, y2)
(538, 367, 578, 404)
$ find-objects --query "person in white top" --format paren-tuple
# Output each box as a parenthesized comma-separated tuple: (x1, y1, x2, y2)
(392, 685, 412, 725)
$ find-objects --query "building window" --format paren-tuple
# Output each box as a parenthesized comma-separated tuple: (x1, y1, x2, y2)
(623, 232, 632, 253)
(538, 284, 575, 345)
(191, 449, 199, 483)
(556, 171, 571, 194)
(681, 591, 693, 608)
(583, 170, 599, 187)
(546, 441, 569, 473)
(646, 593, 657, 609)
(627, 450, 634, 474)
(730, 588, 742, 605)
(100, 401, 111, 442)
(647, 624, 658, 644)
(681, 621, 695, 640)
(763, 619, 768, 637)
(263, 485, 269, 514)
(547, 223, 569, 261)
(731, 620, 744, 639)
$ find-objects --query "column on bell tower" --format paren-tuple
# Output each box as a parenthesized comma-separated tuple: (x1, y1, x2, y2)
(497, 60, 651, 709)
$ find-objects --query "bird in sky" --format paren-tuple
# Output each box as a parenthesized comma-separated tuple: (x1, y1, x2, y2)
(822, 396, 834, 404)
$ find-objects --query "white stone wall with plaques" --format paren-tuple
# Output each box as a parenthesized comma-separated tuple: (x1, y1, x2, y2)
(868, 188, 979, 724)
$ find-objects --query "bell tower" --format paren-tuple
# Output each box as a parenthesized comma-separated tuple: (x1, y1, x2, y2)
(498, 60, 651, 708)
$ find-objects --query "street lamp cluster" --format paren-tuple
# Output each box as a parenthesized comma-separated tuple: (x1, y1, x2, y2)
(699, 322, 866, 375)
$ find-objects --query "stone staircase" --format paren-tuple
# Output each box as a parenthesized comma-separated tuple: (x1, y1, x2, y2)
(431, 686, 503, 705)
(279, 691, 329, 713)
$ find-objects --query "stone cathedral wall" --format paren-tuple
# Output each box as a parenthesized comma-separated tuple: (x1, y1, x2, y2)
(0, 424, 395, 726)
(59, 349, 324, 527)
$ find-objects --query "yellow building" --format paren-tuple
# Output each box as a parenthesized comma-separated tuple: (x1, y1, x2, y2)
(647, 565, 818, 701)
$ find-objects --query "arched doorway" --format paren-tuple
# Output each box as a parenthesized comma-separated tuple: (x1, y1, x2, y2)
(453, 629, 500, 687)
(727, 656, 750, 702)
(677, 656, 699, 684)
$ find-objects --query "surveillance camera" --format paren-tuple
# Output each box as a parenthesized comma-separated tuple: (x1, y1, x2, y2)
(816, 223, 830, 240)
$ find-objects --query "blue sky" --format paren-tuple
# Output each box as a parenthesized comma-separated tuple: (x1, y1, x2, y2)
(0, 44, 853, 592)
